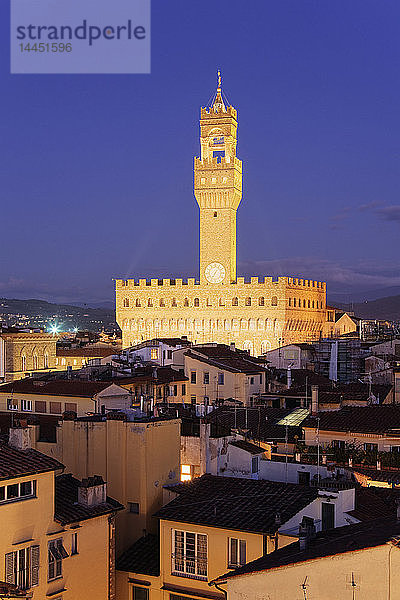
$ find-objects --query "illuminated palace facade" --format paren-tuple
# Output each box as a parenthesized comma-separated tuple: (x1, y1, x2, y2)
(116, 76, 327, 355)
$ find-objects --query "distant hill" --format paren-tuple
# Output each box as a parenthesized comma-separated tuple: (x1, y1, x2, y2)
(338, 295, 400, 321)
(0, 298, 117, 332)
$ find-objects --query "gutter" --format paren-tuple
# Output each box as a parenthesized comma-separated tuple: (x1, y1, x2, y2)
(209, 579, 228, 600)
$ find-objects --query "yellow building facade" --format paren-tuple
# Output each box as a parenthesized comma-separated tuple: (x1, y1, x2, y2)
(0, 427, 122, 600)
(116, 75, 327, 356)
(0, 330, 57, 382)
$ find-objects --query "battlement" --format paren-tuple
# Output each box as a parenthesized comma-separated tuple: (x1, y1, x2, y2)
(200, 105, 237, 120)
(194, 156, 242, 170)
(116, 276, 326, 290)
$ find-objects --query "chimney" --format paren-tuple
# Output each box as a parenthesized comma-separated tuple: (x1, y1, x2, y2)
(78, 475, 107, 507)
(9, 425, 32, 451)
(311, 385, 319, 416)
(230, 342, 236, 352)
(298, 516, 316, 550)
(287, 366, 292, 389)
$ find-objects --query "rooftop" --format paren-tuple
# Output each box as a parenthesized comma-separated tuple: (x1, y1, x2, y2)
(213, 518, 400, 582)
(0, 442, 64, 481)
(156, 474, 319, 535)
(186, 344, 266, 374)
(205, 406, 307, 443)
(229, 440, 265, 455)
(56, 346, 119, 358)
(116, 534, 160, 576)
(304, 404, 400, 435)
(54, 473, 124, 525)
(0, 379, 119, 398)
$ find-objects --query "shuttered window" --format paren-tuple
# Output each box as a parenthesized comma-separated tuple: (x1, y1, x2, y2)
(172, 530, 207, 579)
(5, 545, 39, 590)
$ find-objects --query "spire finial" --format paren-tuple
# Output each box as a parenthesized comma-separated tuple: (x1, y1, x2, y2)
(217, 69, 221, 89)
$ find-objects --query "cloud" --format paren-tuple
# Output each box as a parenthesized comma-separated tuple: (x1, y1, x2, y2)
(375, 205, 400, 223)
(238, 256, 400, 291)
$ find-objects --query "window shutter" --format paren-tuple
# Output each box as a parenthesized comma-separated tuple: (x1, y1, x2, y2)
(5, 552, 16, 584)
(239, 540, 246, 566)
(31, 545, 40, 586)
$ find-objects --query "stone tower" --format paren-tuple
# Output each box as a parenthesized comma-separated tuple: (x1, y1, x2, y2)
(194, 72, 242, 285)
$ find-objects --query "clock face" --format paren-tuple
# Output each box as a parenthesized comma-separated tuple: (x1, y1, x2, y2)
(205, 262, 226, 284)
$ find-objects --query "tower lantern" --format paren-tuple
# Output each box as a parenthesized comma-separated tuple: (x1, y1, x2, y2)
(194, 72, 243, 285)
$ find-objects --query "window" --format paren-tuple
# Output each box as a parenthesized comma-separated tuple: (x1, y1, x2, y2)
(194, 298, 200, 307)
(136, 299, 141, 307)
(148, 298, 153, 307)
(213, 211, 218, 217)
(132, 586, 149, 600)
(172, 298, 177, 307)
(21, 400, 32, 412)
(364, 443, 378, 453)
(191, 372, 197, 384)
(50, 401, 62, 414)
(44, 353, 49, 368)
(271, 296, 278, 306)
(129, 502, 139, 514)
(184, 298, 189, 307)
(203, 372, 210, 385)
(332, 440, 345, 449)
(160, 298, 165, 307)
(0, 480, 35, 504)
(321, 502, 335, 531)
(249, 377, 254, 385)
(190, 395, 196, 405)
(123, 298, 130, 307)
(167, 350, 173, 360)
(172, 530, 207, 579)
(150, 348, 158, 360)
(217, 373, 224, 385)
(298, 471, 310, 486)
(232, 297, 238, 306)
(251, 456, 259, 474)
(245, 297, 251, 306)
(7, 397, 17, 411)
(228, 538, 246, 568)
(65, 402, 77, 413)
(35, 401, 46, 413)
(21, 355, 26, 371)
(71, 533, 78, 555)
(181, 465, 192, 482)
(181, 384, 186, 396)
(48, 538, 68, 581)
(259, 297, 265, 306)
(5, 545, 40, 589)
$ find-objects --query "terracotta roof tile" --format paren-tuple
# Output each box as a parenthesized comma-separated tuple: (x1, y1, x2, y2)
(0, 443, 64, 481)
(117, 534, 160, 576)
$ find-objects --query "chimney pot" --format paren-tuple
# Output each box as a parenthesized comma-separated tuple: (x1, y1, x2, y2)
(78, 475, 107, 507)
(9, 426, 31, 451)
(311, 385, 319, 416)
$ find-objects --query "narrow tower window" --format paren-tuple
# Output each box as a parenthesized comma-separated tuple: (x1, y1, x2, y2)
(194, 298, 200, 307)
(259, 297, 265, 306)
(123, 298, 129, 307)
(232, 297, 238, 307)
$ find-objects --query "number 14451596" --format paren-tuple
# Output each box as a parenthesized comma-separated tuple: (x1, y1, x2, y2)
(19, 43, 72, 52)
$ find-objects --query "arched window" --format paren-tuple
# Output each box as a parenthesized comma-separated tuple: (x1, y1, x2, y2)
(271, 296, 278, 306)
(245, 297, 251, 306)
(148, 298, 153, 307)
(293, 298, 296, 307)
(232, 297, 238, 306)
(184, 298, 189, 307)
(194, 298, 200, 307)
(21, 355, 26, 371)
(259, 297, 265, 306)
(123, 298, 129, 307)
(308, 299, 310, 308)
(33, 354, 38, 370)
(303, 299, 306, 308)
(135, 299, 141, 307)
(160, 298, 165, 307)
(219, 298, 225, 306)
(312, 300, 315, 308)
(44, 352, 49, 368)
(288, 298, 291, 307)
(172, 298, 177, 307)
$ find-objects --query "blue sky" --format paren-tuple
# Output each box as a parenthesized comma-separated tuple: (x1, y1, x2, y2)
(1, 0, 400, 305)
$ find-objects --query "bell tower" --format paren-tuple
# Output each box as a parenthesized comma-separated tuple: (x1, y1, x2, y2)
(194, 72, 242, 285)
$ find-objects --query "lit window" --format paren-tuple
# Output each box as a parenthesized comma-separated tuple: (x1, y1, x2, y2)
(123, 298, 129, 307)
(7, 398, 18, 411)
(271, 296, 278, 306)
(44, 353, 49, 368)
(211, 177, 216, 183)
(21, 400, 32, 412)
(73, 359, 77, 365)
(61, 358, 66, 366)
(194, 298, 200, 307)
(150, 348, 158, 360)
(21, 355, 26, 371)
(259, 297, 265, 306)
(181, 465, 192, 482)
(245, 297, 251, 306)
(32, 355, 39, 370)
(232, 297, 238, 306)
(200, 178, 205, 185)
(222, 177, 227, 183)
(136, 299, 141, 307)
